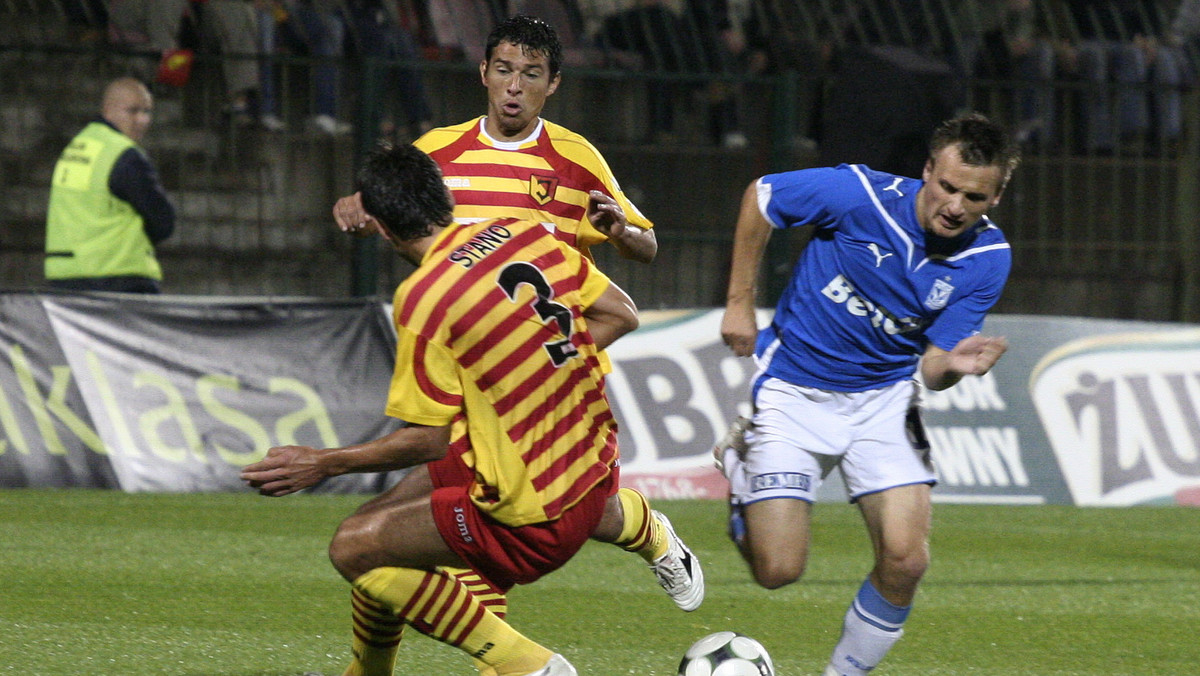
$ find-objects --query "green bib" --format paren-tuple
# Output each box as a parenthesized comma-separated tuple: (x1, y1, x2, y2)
(45, 122, 163, 281)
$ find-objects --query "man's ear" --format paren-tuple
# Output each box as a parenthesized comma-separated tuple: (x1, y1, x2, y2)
(547, 71, 561, 97)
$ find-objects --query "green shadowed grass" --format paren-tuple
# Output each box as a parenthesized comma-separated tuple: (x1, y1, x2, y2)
(2, 490, 1198, 675)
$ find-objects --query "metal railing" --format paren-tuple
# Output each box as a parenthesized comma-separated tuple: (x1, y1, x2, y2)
(1, 0, 1196, 322)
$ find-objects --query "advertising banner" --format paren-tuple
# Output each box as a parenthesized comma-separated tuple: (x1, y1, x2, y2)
(0, 292, 401, 493)
(2, 292, 1198, 506)
(608, 312, 1200, 507)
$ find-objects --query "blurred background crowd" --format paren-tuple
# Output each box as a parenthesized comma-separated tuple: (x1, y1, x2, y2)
(2, 0, 1199, 321)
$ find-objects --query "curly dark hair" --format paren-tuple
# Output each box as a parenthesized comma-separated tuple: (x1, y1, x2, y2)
(929, 113, 1021, 183)
(356, 143, 453, 242)
(485, 14, 563, 77)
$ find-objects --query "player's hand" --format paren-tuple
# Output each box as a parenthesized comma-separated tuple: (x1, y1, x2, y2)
(720, 303, 758, 357)
(950, 334, 1008, 376)
(333, 192, 381, 237)
(240, 445, 326, 497)
(587, 190, 627, 240)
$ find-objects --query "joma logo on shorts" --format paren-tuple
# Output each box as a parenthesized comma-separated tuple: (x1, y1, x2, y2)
(751, 472, 812, 492)
(453, 506, 474, 543)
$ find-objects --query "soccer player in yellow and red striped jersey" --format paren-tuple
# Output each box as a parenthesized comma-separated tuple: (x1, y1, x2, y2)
(331, 15, 701, 630)
(242, 143, 639, 676)
(414, 115, 652, 261)
(334, 16, 656, 263)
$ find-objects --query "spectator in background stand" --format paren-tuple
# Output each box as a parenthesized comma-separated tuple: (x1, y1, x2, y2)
(1066, 0, 1188, 155)
(44, 78, 176, 294)
(106, 0, 191, 87)
(580, 0, 744, 147)
(198, 0, 268, 126)
(64, 0, 109, 43)
(680, 0, 748, 148)
(975, 0, 1058, 150)
(1165, 0, 1200, 132)
(106, 0, 189, 56)
(285, 0, 353, 135)
(739, 0, 844, 151)
(253, 0, 287, 131)
(345, 0, 434, 142)
(1169, 0, 1200, 50)
(849, 0, 969, 111)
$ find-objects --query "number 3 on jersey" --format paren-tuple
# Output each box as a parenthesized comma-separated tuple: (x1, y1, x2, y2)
(496, 262, 579, 367)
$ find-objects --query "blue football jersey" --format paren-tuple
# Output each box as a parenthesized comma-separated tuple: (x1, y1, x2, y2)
(754, 164, 1011, 392)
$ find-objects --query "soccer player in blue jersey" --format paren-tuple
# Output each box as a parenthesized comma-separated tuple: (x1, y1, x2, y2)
(715, 113, 1019, 676)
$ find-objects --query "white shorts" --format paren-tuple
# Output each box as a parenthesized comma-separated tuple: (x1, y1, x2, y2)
(730, 377, 936, 505)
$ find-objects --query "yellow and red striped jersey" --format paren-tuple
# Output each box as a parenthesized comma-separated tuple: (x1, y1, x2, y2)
(414, 117, 653, 260)
(385, 217, 618, 526)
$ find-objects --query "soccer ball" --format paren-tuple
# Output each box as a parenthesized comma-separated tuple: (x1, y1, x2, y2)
(677, 631, 775, 676)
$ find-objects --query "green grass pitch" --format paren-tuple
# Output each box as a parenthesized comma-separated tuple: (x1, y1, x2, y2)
(2, 489, 1198, 675)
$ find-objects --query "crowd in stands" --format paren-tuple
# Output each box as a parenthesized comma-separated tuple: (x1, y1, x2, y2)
(35, 0, 1200, 154)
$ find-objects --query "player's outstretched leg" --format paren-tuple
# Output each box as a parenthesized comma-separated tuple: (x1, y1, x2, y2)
(823, 578, 910, 676)
(602, 487, 705, 611)
(649, 509, 705, 612)
(353, 566, 570, 676)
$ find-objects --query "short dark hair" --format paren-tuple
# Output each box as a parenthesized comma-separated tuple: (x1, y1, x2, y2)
(485, 15, 563, 77)
(356, 143, 453, 242)
(929, 113, 1021, 183)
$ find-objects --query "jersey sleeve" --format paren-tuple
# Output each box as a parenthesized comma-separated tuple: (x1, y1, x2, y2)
(384, 323, 464, 425)
(413, 118, 477, 155)
(552, 131, 653, 242)
(759, 166, 853, 231)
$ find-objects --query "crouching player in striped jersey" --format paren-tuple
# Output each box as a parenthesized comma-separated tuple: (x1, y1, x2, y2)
(332, 13, 702, 636)
(716, 114, 1020, 676)
(242, 143, 647, 675)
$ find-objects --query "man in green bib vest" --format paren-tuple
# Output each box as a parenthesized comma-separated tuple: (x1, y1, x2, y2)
(45, 77, 176, 293)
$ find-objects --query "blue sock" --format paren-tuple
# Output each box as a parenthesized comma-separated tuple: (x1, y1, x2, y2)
(852, 577, 910, 631)
(827, 579, 911, 675)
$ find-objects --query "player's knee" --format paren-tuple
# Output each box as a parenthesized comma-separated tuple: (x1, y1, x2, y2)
(751, 557, 806, 590)
(878, 548, 929, 590)
(328, 514, 377, 582)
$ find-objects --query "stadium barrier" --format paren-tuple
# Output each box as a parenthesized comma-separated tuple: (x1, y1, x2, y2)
(1, 291, 1197, 507)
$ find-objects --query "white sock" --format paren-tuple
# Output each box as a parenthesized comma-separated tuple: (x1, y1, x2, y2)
(826, 578, 910, 675)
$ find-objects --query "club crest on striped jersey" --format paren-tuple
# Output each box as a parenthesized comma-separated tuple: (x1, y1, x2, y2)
(925, 278, 954, 310)
(529, 174, 558, 205)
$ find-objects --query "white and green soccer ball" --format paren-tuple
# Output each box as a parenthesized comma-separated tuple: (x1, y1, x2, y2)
(677, 631, 775, 676)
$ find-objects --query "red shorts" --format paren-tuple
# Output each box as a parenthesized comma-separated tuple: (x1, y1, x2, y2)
(427, 446, 474, 488)
(430, 471, 616, 591)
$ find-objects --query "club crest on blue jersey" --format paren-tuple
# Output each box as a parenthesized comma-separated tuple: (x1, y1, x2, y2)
(924, 278, 954, 310)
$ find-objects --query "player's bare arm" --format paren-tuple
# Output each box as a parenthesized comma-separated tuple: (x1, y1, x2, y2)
(582, 279, 639, 351)
(241, 424, 451, 497)
(722, 180, 773, 357)
(333, 191, 381, 237)
(589, 189, 657, 263)
(919, 335, 1009, 391)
